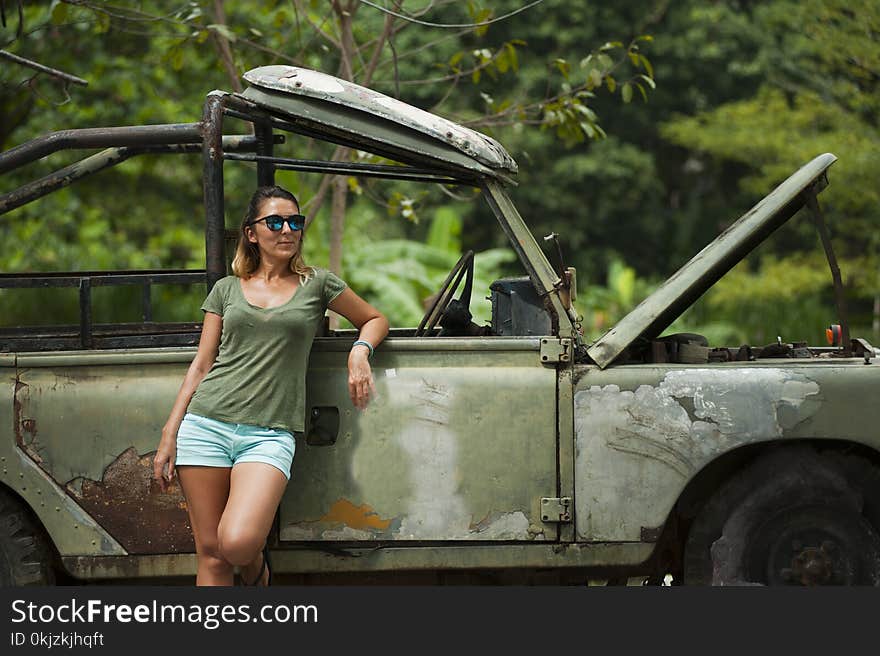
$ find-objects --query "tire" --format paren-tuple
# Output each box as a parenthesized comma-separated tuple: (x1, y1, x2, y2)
(0, 488, 55, 585)
(684, 446, 880, 586)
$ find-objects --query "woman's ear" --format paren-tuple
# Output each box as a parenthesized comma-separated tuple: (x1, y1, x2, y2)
(246, 226, 258, 244)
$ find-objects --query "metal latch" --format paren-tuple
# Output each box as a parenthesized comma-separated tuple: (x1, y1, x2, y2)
(541, 497, 572, 522)
(540, 338, 571, 363)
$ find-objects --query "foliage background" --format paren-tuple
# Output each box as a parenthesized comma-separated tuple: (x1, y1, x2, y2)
(1, 0, 877, 345)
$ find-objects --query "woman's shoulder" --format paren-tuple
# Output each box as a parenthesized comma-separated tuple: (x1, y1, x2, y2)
(306, 266, 331, 283)
(214, 275, 239, 290)
(208, 275, 241, 299)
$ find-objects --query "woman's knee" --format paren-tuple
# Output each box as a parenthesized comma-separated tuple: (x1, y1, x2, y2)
(196, 539, 232, 569)
(217, 527, 263, 566)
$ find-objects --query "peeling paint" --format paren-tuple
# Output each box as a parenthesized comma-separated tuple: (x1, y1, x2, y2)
(394, 379, 471, 539)
(574, 368, 822, 541)
(576, 369, 821, 479)
(319, 499, 392, 532)
(69, 447, 193, 553)
(469, 511, 530, 539)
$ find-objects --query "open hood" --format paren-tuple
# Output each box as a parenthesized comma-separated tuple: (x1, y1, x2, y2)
(586, 153, 838, 369)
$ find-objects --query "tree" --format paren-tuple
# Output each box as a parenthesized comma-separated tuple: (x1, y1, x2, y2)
(0, 0, 656, 329)
(661, 0, 880, 339)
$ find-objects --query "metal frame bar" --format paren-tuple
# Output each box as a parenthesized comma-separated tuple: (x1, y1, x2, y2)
(0, 270, 205, 350)
(223, 152, 464, 184)
(254, 120, 276, 186)
(0, 135, 279, 216)
(0, 124, 203, 175)
(201, 93, 227, 290)
(0, 270, 205, 288)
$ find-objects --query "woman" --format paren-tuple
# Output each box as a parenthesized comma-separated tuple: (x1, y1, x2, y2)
(152, 185, 388, 586)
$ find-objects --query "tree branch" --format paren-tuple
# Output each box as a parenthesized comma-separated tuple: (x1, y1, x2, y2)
(0, 49, 88, 86)
(362, 1, 398, 85)
(210, 0, 242, 93)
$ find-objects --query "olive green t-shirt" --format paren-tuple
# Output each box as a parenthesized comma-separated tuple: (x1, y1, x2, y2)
(187, 268, 347, 433)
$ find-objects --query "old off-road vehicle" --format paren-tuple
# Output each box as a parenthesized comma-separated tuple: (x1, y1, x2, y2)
(2, 66, 879, 586)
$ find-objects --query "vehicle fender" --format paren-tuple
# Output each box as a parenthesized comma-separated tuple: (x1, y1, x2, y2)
(571, 361, 880, 542)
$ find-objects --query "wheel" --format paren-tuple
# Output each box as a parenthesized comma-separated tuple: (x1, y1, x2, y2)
(0, 488, 55, 585)
(414, 250, 474, 337)
(684, 447, 880, 586)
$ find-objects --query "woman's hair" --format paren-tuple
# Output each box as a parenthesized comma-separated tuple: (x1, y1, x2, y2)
(231, 185, 313, 282)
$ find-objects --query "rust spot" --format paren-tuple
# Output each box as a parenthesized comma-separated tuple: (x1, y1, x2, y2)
(319, 499, 392, 531)
(68, 447, 194, 554)
(12, 376, 27, 447)
(12, 377, 45, 464)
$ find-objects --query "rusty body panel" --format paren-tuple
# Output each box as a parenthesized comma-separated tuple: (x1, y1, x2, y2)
(2, 360, 125, 557)
(12, 351, 193, 554)
(572, 359, 880, 542)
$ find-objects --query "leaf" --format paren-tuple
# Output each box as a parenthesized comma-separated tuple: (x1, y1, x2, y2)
(449, 51, 464, 67)
(554, 58, 570, 79)
(605, 75, 617, 93)
(94, 11, 111, 34)
(50, 0, 68, 25)
(474, 9, 492, 37)
(347, 177, 362, 196)
(639, 55, 654, 79)
(628, 51, 640, 67)
(639, 74, 656, 89)
(635, 34, 654, 42)
(589, 68, 603, 88)
(621, 83, 633, 103)
(472, 69, 481, 84)
(599, 41, 623, 51)
(207, 23, 237, 42)
(426, 207, 462, 253)
(505, 42, 519, 72)
(496, 48, 509, 73)
(636, 83, 648, 102)
(597, 54, 614, 72)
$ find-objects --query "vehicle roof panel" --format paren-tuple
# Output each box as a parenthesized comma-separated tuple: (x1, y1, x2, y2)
(242, 66, 517, 177)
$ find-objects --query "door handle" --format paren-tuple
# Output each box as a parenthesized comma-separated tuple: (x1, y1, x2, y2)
(306, 406, 339, 446)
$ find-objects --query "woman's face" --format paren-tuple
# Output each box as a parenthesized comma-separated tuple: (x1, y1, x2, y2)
(246, 197, 303, 262)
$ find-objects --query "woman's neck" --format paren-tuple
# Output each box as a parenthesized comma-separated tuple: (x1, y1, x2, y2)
(252, 258, 295, 282)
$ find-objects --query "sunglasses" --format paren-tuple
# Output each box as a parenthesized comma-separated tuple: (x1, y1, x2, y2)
(247, 214, 306, 232)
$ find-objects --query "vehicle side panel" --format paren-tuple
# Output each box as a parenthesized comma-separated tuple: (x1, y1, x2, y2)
(572, 360, 880, 542)
(279, 338, 558, 542)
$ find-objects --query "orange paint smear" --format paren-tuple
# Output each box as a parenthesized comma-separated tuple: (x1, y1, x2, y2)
(319, 499, 392, 531)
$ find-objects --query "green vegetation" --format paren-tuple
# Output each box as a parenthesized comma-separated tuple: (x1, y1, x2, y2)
(1, 1, 877, 344)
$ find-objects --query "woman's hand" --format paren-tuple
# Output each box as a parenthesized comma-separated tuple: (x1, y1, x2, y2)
(348, 346, 377, 410)
(152, 426, 178, 493)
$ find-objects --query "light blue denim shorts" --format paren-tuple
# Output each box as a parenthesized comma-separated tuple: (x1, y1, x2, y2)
(175, 413, 296, 480)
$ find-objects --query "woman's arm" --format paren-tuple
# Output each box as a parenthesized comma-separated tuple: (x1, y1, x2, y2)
(328, 288, 389, 410)
(152, 312, 223, 490)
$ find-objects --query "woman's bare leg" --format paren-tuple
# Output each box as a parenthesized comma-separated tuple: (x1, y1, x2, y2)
(218, 462, 289, 585)
(176, 465, 233, 586)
